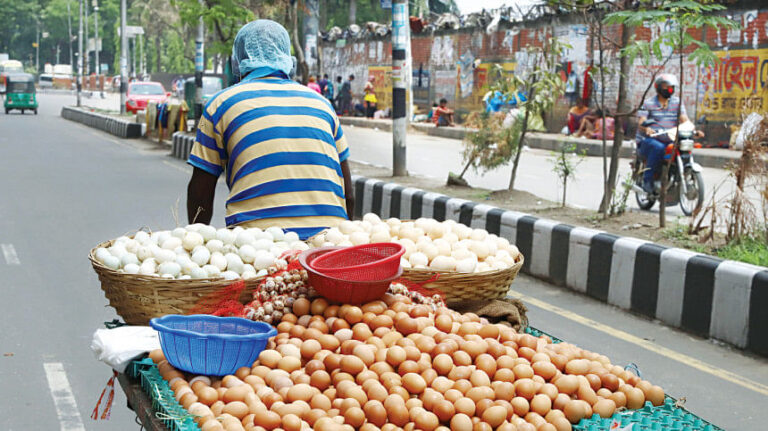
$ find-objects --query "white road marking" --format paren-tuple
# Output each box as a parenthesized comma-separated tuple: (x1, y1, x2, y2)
(44, 362, 86, 431)
(1, 243, 20, 265)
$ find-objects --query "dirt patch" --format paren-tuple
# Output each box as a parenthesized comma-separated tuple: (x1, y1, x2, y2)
(350, 161, 722, 251)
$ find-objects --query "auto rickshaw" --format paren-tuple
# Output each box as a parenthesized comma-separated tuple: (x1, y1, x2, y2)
(4, 73, 38, 114)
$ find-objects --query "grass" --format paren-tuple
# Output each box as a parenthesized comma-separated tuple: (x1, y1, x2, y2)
(715, 235, 768, 267)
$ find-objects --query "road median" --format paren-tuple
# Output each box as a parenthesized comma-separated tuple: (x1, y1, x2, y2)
(60, 106, 143, 139)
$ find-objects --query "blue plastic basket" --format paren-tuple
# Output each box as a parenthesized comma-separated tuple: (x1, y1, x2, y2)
(149, 314, 277, 376)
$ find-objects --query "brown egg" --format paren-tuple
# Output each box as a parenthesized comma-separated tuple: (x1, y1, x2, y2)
(565, 359, 590, 375)
(554, 375, 579, 395)
(450, 413, 473, 431)
(593, 398, 616, 418)
(513, 363, 534, 380)
(481, 405, 507, 428)
(493, 382, 515, 401)
(386, 346, 407, 367)
(340, 355, 366, 375)
(371, 315, 394, 330)
(578, 384, 598, 406)
(402, 373, 427, 394)
(626, 387, 645, 409)
(530, 394, 551, 416)
(510, 396, 529, 416)
(453, 397, 476, 416)
(149, 349, 166, 364)
(647, 385, 665, 406)
(532, 361, 557, 381)
(223, 401, 250, 419)
(563, 400, 587, 424)
(435, 315, 453, 333)
(293, 298, 311, 316)
(415, 411, 440, 431)
(197, 387, 219, 406)
(514, 379, 536, 400)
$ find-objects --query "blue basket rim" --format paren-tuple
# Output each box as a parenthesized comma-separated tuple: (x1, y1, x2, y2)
(149, 314, 277, 341)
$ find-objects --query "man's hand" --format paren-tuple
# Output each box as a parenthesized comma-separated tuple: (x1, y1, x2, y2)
(187, 167, 218, 225)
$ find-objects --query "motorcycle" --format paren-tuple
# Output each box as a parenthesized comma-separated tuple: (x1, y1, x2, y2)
(631, 120, 705, 216)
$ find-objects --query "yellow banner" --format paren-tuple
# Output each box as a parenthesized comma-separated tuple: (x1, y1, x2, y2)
(459, 62, 516, 112)
(699, 48, 768, 122)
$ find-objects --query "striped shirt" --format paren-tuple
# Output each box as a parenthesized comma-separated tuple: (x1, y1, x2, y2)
(188, 75, 350, 239)
(636, 95, 686, 141)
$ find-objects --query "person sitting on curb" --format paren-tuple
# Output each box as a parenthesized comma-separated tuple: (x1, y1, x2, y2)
(433, 98, 454, 127)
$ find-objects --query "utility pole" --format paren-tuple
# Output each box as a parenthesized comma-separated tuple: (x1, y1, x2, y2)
(93, 0, 102, 97)
(391, 0, 409, 176)
(35, 19, 40, 73)
(194, 0, 205, 123)
(77, 0, 83, 107)
(120, 0, 127, 114)
(67, 1, 73, 68)
(84, 0, 89, 76)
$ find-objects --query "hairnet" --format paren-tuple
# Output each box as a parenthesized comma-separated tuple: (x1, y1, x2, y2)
(232, 20, 293, 80)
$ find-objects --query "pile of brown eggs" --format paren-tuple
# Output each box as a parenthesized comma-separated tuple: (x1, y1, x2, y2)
(151, 294, 665, 431)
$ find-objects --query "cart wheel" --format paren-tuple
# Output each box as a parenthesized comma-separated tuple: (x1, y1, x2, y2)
(21, 109, 24, 114)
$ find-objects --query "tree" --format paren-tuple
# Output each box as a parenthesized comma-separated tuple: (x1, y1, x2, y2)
(550, 143, 586, 207)
(604, 0, 738, 226)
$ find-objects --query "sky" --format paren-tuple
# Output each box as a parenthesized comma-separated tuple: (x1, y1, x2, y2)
(454, 0, 540, 14)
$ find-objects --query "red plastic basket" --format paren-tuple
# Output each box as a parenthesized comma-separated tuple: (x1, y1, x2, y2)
(299, 247, 402, 304)
(310, 243, 405, 281)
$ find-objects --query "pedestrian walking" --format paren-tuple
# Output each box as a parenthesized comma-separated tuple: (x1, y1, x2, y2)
(339, 74, 354, 116)
(332, 76, 343, 113)
(307, 75, 322, 94)
(186, 19, 354, 239)
(318, 74, 329, 95)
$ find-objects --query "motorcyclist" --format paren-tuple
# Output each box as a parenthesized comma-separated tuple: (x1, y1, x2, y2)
(635, 74, 690, 194)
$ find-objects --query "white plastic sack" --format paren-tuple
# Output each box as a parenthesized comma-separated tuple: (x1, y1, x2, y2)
(91, 326, 161, 373)
(733, 112, 764, 150)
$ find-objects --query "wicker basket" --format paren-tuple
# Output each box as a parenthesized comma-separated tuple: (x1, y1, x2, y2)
(399, 255, 524, 305)
(89, 239, 264, 325)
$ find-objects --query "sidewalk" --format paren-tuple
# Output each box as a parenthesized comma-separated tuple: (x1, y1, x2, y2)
(339, 116, 745, 170)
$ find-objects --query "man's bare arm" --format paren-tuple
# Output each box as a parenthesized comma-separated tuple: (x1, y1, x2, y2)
(341, 160, 355, 219)
(187, 167, 218, 225)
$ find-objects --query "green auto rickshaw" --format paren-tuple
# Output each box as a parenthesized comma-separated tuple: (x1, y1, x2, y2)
(4, 73, 38, 114)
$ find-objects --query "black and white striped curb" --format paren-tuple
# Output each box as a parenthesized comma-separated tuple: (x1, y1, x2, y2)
(60, 106, 142, 139)
(351, 175, 768, 358)
(172, 132, 195, 161)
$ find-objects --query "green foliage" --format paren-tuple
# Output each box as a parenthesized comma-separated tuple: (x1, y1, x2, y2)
(175, 0, 256, 59)
(716, 234, 768, 267)
(325, 0, 388, 29)
(549, 143, 587, 207)
(604, 0, 739, 69)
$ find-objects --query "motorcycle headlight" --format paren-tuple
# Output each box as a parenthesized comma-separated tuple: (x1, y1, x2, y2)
(679, 139, 694, 151)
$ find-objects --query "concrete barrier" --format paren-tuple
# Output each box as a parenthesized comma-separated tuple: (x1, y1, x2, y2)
(339, 117, 744, 170)
(60, 106, 142, 139)
(171, 132, 195, 161)
(351, 174, 768, 358)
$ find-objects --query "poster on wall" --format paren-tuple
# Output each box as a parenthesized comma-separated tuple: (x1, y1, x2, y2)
(433, 70, 457, 103)
(554, 25, 588, 63)
(699, 48, 768, 122)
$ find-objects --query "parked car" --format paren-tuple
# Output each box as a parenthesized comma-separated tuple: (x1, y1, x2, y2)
(125, 81, 170, 113)
(38, 73, 53, 89)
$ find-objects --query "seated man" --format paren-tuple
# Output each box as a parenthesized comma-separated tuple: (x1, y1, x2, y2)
(636, 74, 689, 193)
(433, 98, 454, 127)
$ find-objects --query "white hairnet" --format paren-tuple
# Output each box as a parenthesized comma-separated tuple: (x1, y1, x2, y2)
(232, 20, 293, 80)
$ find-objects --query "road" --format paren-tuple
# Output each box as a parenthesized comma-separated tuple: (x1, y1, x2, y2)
(0, 93, 765, 430)
(342, 125, 757, 218)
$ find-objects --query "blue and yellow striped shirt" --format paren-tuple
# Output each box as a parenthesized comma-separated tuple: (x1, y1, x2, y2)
(188, 75, 350, 239)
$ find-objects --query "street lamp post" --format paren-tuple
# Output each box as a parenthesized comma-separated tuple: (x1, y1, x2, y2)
(391, 0, 409, 176)
(77, 0, 83, 107)
(84, 0, 89, 76)
(194, 0, 205, 123)
(35, 19, 40, 73)
(120, 0, 127, 114)
(93, 0, 102, 97)
(67, 1, 74, 70)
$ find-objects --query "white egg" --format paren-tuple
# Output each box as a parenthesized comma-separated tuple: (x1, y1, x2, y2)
(322, 241, 335, 247)
(171, 227, 187, 239)
(338, 240, 353, 247)
(204, 239, 223, 254)
(158, 261, 181, 277)
(224, 253, 244, 274)
(109, 243, 127, 260)
(115, 236, 131, 244)
(409, 252, 429, 267)
(190, 266, 209, 279)
(398, 226, 419, 242)
(242, 264, 255, 273)
(398, 238, 417, 259)
(185, 223, 204, 232)
(442, 232, 459, 244)
(253, 238, 273, 251)
(216, 228, 236, 245)
(103, 255, 121, 270)
(416, 235, 432, 245)
(232, 226, 244, 235)
(433, 239, 452, 256)
(363, 213, 382, 225)
(265, 227, 285, 242)
(123, 263, 140, 274)
(451, 248, 474, 261)
(417, 242, 439, 261)
(311, 233, 327, 247)
(142, 258, 157, 268)
(202, 264, 221, 277)
(429, 255, 456, 271)
(173, 246, 187, 255)
(470, 228, 489, 242)
(182, 231, 204, 251)
(291, 242, 310, 251)
(134, 246, 150, 262)
(284, 231, 300, 243)
(242, 271, 257, 280)
(120, 253, 140, 267)
(239, 244, 257, 264)
(191, 247, 211, 266)
(485, 239, 498, 256)
(161, 237, 182, 250)
(124, 239, 139, 254)
(429, 223, 446, 239)
(154, 248, 176, 264)
(414, 218, 433, 232)
(161, 274, 175, 279)
(400, 258, 411, 268)
(476, 262, 491, 273)
(370, 231, 390, 243)
(359, 221, 373, 233)
(386, 218, 402, 228)
(234, 230, 256, 248)
(470, 241, 490, 260)
(139, 262, 156, 275)
(198, 225, 217, 242)
(443, 219, 457, 227)
(496, 249, 511, 260)
(94, 247, 111, 263)
(269, 246, 288, 257)
(339, 220, 356, 234)
(456, 258, 478, 273)
(252, 230, 272, 241)
(492, 260, 509, 270)
(134, 231, 150, 244)
(485, 256, 497, 265)
(210, 252, 227, 271)
(255, 269, 269, 278)
(154, 231, 171, 245)
(325, 228, 344, 244)
(221, 271, 240, 280)
(178, 275, 192, 280)
(221, 244, 239, 255)
(176, 254, 194, 270)
(508, 245, 521, 258)
(495, 236, 511, 250)
(350, 231, 370, 246)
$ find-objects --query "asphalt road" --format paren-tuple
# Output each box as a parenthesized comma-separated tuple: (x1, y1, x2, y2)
(342, 125, 759, 218)
(0, 93, 765, 430)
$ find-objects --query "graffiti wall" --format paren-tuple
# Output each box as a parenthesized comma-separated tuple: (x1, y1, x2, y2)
(320, 6, 768, 141)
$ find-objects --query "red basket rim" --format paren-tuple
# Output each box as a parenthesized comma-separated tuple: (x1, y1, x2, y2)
(309, 242, 405, 272)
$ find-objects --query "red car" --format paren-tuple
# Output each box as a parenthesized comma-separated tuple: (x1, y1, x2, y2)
(125, 81, 170, 113)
